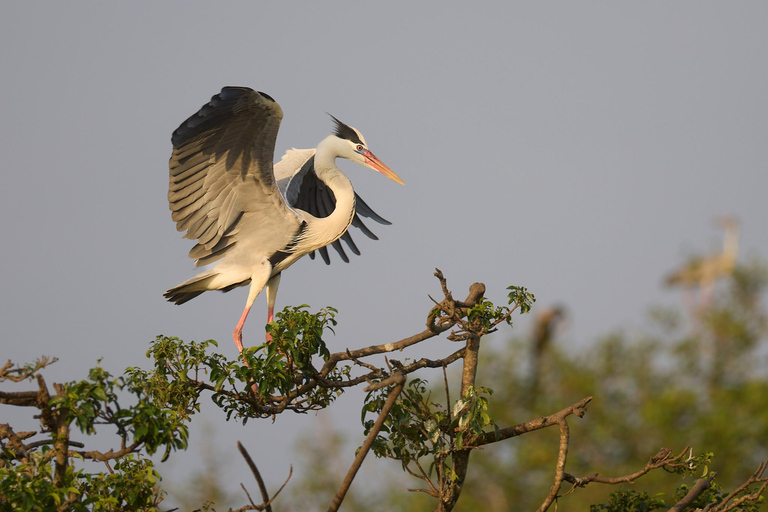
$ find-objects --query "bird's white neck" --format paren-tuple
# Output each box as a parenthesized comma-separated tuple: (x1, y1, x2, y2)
(723, 224, 740, 261)
(298, 136, 356, 250)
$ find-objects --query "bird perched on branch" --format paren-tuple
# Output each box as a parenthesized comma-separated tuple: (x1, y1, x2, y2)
(164, 87, 403, 355)
(665, 216, 740, 304)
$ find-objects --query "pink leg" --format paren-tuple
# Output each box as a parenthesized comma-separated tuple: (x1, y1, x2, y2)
(266, 306, 274, 342)
(265, 273, 281, 343)
(233, 303, 260, 395)
(233, 302, 253, 355)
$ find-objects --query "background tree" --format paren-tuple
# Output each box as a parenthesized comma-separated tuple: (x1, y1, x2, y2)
(277, 260, 768, 511)
(2, 264, 767, 511)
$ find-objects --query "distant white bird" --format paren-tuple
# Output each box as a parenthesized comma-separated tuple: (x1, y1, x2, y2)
(164, 87, 403, 355)
(665, 216, 740, 303)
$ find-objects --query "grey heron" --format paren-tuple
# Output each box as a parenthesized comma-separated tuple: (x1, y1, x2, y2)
(164, 87, 403, 355)
(665, 216, 740, 290)
(665, 216, 740, 308)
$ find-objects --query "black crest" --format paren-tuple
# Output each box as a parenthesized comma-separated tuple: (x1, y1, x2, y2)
(330, 115, 363, 145)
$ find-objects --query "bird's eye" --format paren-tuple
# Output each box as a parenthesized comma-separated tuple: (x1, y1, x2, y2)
(356, 144, 364, 152)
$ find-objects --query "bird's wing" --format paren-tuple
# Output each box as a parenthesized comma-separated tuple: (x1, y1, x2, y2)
(273, 149, 392, 265)
(275, 148, 316, 199)
(169, 87, 300, 266)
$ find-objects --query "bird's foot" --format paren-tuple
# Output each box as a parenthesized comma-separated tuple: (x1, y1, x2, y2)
(234, 330, 259, 395)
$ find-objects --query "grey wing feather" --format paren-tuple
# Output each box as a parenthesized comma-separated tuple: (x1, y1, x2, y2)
(273, 147, 392, 265)
(275, 148, 316, 200)
(168, 87, 297, 265)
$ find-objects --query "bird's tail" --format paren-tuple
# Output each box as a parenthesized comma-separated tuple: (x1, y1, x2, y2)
(164, 269, 220, 305)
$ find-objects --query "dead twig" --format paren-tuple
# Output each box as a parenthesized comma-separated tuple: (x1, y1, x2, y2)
(703, 460, 768, 512)
(238, 442, 272, 512)
(473, 396, 592, 447)
(563, 447, 690, 488)
(327, 373, 406, 512)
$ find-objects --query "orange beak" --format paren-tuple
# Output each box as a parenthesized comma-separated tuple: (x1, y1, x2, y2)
(363, 150, 405, 185)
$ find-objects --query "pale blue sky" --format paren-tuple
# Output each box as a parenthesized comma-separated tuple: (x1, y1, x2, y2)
(1, 1, 766, 504)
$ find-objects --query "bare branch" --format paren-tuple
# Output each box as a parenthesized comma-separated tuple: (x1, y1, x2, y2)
(0, 390, 41, 407)
(0, 358, 57, 383)
(239, 482, 258, 511)
(473, 397, 593, 447)
(536, 419, 570, 512)
(563, 447, 690, 487)
(238, 442, 272, 512)
(328, 373, 406, 512)
(705, 461, 768, 512)
(365, 373, 406, 391)
(67, 443, 141, 462)
(25, 439, 85, 451)
(232, 464, 293, 512)
(668, 473, 717, 512)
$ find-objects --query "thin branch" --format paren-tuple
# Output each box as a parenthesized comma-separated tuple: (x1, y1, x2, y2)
(365, 373, 406, 391)
(25, 439, 85, 451)
(473, 396, 592, 447)
(563, 447, 690, 487)
(238, 442, 271, 512)
(327, 373, 406, 512)
(239, 483, 258, 511)
(67, 442, 141, 462)
(345, 349, 381, 373)
(0, 358, 57, 382)
(442, 363, 455, 447)
(536, 419, 570, 512)
(705, 461, 768, 512)
(414, 458, 439, 495)
(232, 465, 293, 512)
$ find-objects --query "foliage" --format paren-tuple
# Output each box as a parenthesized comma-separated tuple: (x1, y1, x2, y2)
(0, 305, 341, 510)
(0, 359, 179, 510)
(2, 262, 768, 511)
(0, 448, 163, 511)
(456, 259, 768, 510)
(589, 489, 667, 512)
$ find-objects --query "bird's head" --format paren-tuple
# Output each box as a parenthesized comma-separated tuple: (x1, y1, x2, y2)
(329, 115, 405, 185)
(715, 215, 739, 231)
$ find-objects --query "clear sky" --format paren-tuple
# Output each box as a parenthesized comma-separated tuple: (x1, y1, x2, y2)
(2, 1, 766, 504)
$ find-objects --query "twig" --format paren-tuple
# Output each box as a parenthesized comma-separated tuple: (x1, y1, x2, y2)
(442, 363, 454, 446)
(67, 442, 141, 462)
(327, 373, 406, 512)
(0, 358, 57, 383)
(238, 442, 272, 512)
(704, 461, 768, 512)
(365, 373, 406, 391)
(563, 447, 689, 487)
(473, 396, 592, 447)
(240, 482, 258, 509)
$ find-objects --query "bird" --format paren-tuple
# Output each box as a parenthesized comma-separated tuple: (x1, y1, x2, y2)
(526, 305, 565, 405)
(665, 216, 740, 304)
(163, 86, 404, 355)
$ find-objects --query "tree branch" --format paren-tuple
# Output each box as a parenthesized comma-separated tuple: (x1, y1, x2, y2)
(563, 447, 690, 487)
(536, 419, 570, 512)
(473, 396, 592, 447)
(668, 473, 717, 512)
(327, 373, 406, 512)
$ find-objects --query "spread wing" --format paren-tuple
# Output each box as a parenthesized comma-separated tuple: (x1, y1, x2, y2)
(168, 87, 301, 267)
(274, 148, 392, 265)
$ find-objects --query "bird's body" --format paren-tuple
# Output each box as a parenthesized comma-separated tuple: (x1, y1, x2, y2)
(665, 216, 740, 308)
(665, 216, 740, 289)
(164, 87, 403, 353)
